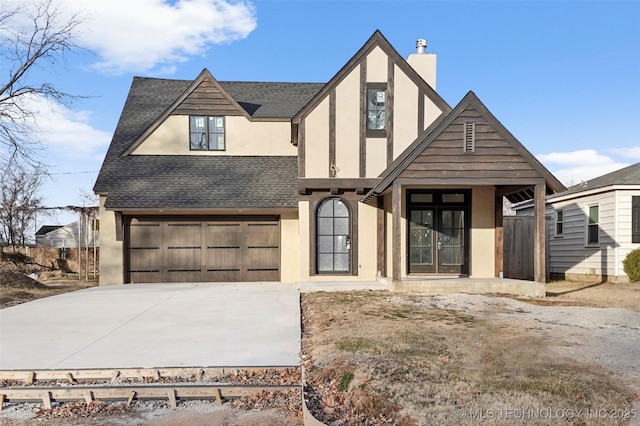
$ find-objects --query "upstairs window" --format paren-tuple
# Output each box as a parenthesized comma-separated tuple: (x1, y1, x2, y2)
(632, 196, 640, 243)
(555, 209, 564, 237)
(190, 116, 225, 151)
(366, 84, 386, 136)
(586, 205, 599, 246)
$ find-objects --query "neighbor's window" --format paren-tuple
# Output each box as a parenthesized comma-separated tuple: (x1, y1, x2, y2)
(587, 205, 599, 245)
(366, 84, 386, 136)
(190, 116, 225, 151)
(632, 196, 640, 243)
(556, 209, 564, 236)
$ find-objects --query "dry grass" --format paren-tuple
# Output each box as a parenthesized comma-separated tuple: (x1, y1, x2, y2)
(0, 269, 97, 309)
(302, 290, 638, 425)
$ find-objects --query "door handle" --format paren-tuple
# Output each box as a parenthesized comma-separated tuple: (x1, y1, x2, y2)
(346, 236, 351, 251)
(437, 240, 442, 250)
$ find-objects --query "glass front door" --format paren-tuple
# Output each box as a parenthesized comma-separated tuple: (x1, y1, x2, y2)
(408, 191, 469, 275)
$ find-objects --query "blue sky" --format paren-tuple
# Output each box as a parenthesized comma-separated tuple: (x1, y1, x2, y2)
(5, 0, 639, 226)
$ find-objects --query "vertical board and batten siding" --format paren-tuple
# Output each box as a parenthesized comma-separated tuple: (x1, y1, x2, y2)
(172, 79, 243, 116)
(399, 107, 537, 181)
(503, 217, 534, 280)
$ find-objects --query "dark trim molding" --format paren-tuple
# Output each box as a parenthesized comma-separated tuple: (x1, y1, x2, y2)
(329, 90, 336, 177)
(298, 119, 306, 177)
(359, 61, 367, 178)
(386, 57, 394, 165)
(418, 89, 425, 135)
(299, 178, 380, 192)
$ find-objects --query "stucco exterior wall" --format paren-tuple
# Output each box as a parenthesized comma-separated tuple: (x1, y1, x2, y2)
(367, 46, 388, 82)
(98, 195, 124, 285)
(356, 202, 378, 280)
(392, 65, 418, 157)
(304, 98, 330, 178)
(334, 66, 360, 178)
(470, 186, 496, 278)
(280, 211, 300, 283)
(131, 115, 296, 156)
(298, 200, 311, 279)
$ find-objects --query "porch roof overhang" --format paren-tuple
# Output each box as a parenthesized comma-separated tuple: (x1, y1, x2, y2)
(361, 91, 566, 203)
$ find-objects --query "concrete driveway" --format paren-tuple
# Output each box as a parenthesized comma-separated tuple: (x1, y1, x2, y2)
(0, 283, 300, 370)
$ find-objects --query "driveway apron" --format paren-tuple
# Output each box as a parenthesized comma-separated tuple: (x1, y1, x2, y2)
(0, 283, 300, 370)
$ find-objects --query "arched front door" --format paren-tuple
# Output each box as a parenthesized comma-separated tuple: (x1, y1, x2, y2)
(316, 197, 351, 273)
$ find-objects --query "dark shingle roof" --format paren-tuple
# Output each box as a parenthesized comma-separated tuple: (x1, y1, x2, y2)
(94, 76, 322, 209)
(221, 81, 325, 118)
(549, 162, 640, 199)
(102, 155, 299, 209)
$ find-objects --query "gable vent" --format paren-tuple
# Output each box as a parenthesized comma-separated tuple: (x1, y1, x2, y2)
(464, 121, 475, 153)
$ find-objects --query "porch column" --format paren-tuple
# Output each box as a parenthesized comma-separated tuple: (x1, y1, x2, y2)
(392, 181, 402, 281)
(534, 182, 546, 283)
(376, 197, 386, 276)
(495, 195, 503, 278)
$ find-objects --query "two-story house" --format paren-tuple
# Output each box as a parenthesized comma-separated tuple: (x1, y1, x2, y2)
(94, 31, 565, 294)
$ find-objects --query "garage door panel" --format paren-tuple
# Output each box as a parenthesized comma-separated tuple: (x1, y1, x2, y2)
(205, 268, 242, 282)
(245, 247, 279, 269)
(245, 269, 279, 282)
(129, 221, 162, 283)
(130, 270, 162, 283)
(127, 217, 280, 283)
(206, 224, 243, 281)
(246, 223, 279, 247)
(206, 224, 242, 248)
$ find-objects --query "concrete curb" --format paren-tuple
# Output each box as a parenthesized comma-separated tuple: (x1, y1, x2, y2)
(301, 365, 326, 426)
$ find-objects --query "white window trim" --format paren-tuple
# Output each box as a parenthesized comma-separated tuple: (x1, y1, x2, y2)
(585, 204, 600, 247)
(555, 208, 564, 238)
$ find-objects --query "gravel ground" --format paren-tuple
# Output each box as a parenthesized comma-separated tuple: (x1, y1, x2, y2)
(426, 294, 640, 389)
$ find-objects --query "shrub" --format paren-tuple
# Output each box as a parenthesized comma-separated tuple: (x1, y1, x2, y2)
(623, 248, 640, 283)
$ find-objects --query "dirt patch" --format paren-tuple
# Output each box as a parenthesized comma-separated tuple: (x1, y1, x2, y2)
(542, 281, 640, 311)
(0, 267, 97, 309)
(302, 289, 640, 425)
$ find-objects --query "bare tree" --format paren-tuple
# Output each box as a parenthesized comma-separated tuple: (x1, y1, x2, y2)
(0, 163, 44, 247)
(0, 0, 84, 165)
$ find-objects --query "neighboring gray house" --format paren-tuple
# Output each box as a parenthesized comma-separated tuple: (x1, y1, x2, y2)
(36, 221, 99, 249)
(515, 163, 640, 283)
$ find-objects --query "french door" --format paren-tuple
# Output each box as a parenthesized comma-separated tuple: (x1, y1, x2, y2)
(408, 191, 469, 275)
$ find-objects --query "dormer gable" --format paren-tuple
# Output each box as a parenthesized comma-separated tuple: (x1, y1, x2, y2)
(364, 91, 566, 202)
(122, 69, 249, 156)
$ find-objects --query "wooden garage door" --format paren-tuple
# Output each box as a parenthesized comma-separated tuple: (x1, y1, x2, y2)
(128, 218, 280, 283)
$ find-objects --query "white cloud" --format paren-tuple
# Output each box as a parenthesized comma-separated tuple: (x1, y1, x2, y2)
(537, 149, 629, 186)
(0, 0, 256, 75)
(24, 95, 111, 158)
(609, 146, 640, 160)
(69, 0, 257, 75)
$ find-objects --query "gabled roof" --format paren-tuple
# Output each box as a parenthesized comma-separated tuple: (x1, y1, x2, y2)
(94, 73, 322, 209)
(122, 69, 324, 155)
(35, 225, 63, 236)
(548, 162, 640, 200)
(292, 30, 451, 127)
(363, 91, 566, 203)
